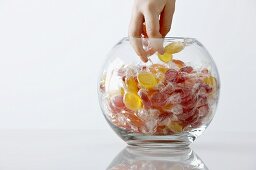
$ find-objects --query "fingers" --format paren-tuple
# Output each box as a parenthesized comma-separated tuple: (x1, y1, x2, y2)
(129, 12, 148, 62)
(142, 24, 148, 38)
(144, 10, 164, 54)
(129, 0, 176, 62)
(160, 0, 175, 37)
(130, 37, 148, 62)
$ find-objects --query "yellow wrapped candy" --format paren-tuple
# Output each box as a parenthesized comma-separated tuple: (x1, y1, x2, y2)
(149, 64, 169, 74)
(168, 122, 183, 133)
(157, 42, 184, 63)
(126, 77, 138, 93)
(203, 76, 217, 88)
(157, 53, 173, 63)
(137, 72, 158, 89)
(165, 41, 185, 54)
(123, 92, 142, 111)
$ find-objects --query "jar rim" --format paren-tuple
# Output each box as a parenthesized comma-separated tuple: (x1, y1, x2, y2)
(122, 36, 197, 41)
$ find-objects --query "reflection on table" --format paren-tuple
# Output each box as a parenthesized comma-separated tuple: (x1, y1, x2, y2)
(107, 146, 208, 170)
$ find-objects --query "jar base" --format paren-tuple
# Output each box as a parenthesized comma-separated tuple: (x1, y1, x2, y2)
(125, 134, 196, 148)
(106, 117, 206, 148)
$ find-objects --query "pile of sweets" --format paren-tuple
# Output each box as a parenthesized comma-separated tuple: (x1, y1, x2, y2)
(101, 42, 217, 135)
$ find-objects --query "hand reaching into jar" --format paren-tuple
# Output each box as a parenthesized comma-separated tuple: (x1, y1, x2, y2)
(129, 0, 176, 62)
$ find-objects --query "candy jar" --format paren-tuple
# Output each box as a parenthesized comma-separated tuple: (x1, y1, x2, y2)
(98, 37, 220, 147)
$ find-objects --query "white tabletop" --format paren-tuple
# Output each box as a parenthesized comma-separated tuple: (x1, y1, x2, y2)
(0, 130, 255, 170)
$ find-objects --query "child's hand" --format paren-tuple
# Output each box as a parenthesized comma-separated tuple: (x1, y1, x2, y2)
(129, 0, 175, 62)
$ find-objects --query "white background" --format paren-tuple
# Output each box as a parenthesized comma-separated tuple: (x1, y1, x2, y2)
(0, 0, 256, 133)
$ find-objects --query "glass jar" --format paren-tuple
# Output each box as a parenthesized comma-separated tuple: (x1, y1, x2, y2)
(98, 37, 220, 147)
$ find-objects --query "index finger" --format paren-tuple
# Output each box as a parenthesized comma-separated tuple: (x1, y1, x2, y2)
(129, 12, 148, 62)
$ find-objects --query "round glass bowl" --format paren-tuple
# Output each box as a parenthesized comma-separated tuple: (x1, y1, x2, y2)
(98, 37, 220, 147)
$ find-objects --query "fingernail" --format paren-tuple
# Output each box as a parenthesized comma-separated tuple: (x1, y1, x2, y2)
(140, 55, 148, 63)
(158, 48, 164, 55)
(147, 48, 155, 56)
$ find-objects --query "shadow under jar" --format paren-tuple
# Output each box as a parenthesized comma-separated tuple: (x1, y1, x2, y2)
(98, 37, 220, 148)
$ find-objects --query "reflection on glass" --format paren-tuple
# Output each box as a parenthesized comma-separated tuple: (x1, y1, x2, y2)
(107, 147, 208, 170)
